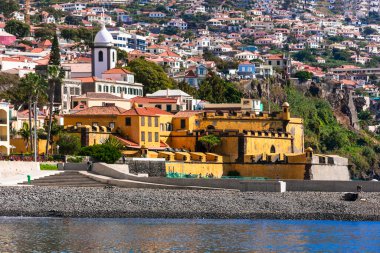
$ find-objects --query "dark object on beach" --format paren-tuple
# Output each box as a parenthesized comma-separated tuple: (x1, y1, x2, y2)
(343, 193, 359, 201)
(357, 185, 363, 192)
(87, 161, 93, 171)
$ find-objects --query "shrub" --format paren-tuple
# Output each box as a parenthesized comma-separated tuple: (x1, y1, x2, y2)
(40, 164, 57, 170)
(227, 170, 241, 177)
(57, 133, 81, 155)
(79, 144, 121, 164)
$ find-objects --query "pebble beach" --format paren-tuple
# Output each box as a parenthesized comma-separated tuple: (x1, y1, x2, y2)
(0, 186, 379, 221)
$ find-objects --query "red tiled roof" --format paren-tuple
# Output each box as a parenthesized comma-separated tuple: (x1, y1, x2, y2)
(122, 107, 173, 116)
(74, 76, 96, 83)
(174, 110, 203, 118)
(130, 96, 177, 104)
(76, 92, 124, 100)
(112, 135, 139, 147)
(103, 68, 133, 75)
(71, 106, 127, 115)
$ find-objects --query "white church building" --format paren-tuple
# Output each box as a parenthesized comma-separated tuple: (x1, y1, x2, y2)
(61, 24, 143, 114)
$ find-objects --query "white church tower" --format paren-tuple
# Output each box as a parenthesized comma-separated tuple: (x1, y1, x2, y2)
(92, 24, 117, 77)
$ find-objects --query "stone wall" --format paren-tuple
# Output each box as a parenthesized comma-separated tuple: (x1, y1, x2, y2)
(124, 158, 166, 177)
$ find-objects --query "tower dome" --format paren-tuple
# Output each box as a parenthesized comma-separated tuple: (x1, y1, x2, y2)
(94, 24, 113, 47)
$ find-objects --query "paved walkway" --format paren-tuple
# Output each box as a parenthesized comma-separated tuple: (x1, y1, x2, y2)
(0, 171, 63, 186)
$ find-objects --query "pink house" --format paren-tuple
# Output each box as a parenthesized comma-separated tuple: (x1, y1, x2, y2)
(0, 31, 16, 46)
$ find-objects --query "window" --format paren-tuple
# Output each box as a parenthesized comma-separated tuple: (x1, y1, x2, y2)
(141, 131, 145, 141)
(112, 52, 115, 62)
(277, 61, 280, 65)
(148, 117, 152, 127)
(92, 122, 98, 127)
(63, 87, 67, 94)
(155, 132, 159, 142)
(167, 105, 172, 112)
(270, 145, 276, 153)
(111, 86, 115, 93)
(148, 132, 152, 142)
(117, 87, 121, 93)
(109, 122, 115, 129)
(155, 105, 162, 109)
(98, 51, 103, 62)
(70, 87, 74, 94)
(125, 117, 131, 126)
(268, 60, 272, 65)
(180, 119, 186, 129)
(98, 85, 102, 92)
(154, 117, 158, 127)
(141, 116, 145, 126)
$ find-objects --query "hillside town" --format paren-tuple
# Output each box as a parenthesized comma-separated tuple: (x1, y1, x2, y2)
(0, 0, 379, 183)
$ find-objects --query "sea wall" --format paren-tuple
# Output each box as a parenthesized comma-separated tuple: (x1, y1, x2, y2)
(124, 158, 166, 177)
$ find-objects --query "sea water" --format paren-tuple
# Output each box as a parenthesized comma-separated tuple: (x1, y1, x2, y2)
(0, 217, 379, 252)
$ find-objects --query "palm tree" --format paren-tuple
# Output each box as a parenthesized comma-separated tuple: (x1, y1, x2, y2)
(18, 122, 30, 151)
(19, 73, 47, 152)
(45, 65, 63, 155)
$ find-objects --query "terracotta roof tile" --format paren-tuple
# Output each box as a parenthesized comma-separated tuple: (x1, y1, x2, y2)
(130, 96, 177, 104)
(122, 107, 173, 116)
(174, 110, 203, 118)
(71, 106, 127, 115)
(103, 68, 133, 75)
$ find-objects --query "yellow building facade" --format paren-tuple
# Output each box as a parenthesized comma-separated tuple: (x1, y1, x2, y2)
(64, 101, 345, 180)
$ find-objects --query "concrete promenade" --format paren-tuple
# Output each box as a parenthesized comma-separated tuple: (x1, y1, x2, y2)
(0, 186, 379, 221)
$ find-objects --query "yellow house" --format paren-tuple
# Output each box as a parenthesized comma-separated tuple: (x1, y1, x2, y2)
(115, 103, 173, 149)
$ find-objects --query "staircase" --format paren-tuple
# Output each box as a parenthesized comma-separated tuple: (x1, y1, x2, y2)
(19, 171, 109, 187)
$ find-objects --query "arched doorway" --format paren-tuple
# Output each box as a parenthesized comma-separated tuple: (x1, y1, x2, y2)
(270, 145, 276, 153)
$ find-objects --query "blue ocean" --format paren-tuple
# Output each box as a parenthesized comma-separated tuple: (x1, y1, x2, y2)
(0, 217, 379, 252)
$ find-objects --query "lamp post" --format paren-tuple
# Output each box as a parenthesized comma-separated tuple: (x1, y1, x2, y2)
(33, 101, 37, 162)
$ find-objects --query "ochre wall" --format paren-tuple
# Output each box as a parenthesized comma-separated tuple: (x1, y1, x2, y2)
(166, 162, 224, 178)
(65, 115, 118, 128)
(227, 163, 306, 179)
(246, 137, 293, 155)
(10, 138, 48, 154)
(287, 120, 304, 153)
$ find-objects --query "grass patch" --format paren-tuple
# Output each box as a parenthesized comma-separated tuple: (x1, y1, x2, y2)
(40, 164, 58, 170)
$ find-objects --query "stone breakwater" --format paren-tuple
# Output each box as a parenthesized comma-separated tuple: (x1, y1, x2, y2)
(0, 187, 379, 221)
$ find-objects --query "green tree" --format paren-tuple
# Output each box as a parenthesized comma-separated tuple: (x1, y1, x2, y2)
(177, 80, 197, 97)
(34, 24, 56, 41)
(19, 73, 48, 153)
(79, 144, 122, 164)
(49, 33, 60, 65)
(126, 58, 175, 94)
(45, 65, 63, 155)
(5, 20, 30, 38)
(116, 48, 128, 67)
(199, 134, 221, 152)
(197, 73, 242, 103)
(18, 122, 30, 151)
(0, 0, 19, 18)
(57, 133, 81, 155)
(292, 50, 316, 62)
(332, 48, 351, 61)
(294, 71, 313, 82)
(362, 27, 378, 36)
